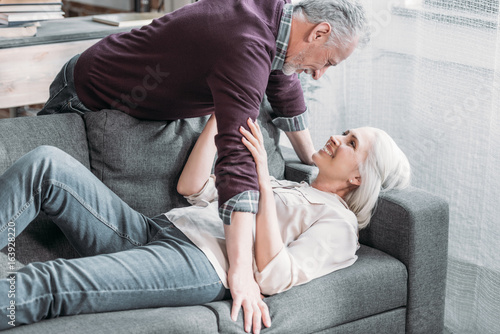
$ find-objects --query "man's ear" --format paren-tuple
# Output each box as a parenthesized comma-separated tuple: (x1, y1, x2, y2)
(308, 22, 332, 43)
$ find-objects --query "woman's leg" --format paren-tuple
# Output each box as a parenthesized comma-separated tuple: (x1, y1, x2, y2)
(0, 147, 229, 329)
(0, 220, 228, 329)
(0, 145, 157, 255)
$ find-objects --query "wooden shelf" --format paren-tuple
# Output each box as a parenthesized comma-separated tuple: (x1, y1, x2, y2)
(0, 16, 140, 49)
(0, 16, 146, 109)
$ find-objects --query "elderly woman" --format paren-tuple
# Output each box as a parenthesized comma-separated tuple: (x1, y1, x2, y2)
(0, 115, 410, 333)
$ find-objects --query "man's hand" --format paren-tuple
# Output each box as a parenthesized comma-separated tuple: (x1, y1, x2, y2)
(228, 265, 271, 334)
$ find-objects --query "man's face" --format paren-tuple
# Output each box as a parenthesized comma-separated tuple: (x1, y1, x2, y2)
(283, 36, 359, 80)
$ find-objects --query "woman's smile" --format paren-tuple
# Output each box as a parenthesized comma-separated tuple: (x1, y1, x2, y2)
(320, 141, 335, 158)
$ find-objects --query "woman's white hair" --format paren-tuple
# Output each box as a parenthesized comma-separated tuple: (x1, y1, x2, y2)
(292, 0, 369, 48)
(344, 128, 411, 230)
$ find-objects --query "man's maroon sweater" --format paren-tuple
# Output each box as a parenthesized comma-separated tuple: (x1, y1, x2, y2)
(74, 0, 306, 209)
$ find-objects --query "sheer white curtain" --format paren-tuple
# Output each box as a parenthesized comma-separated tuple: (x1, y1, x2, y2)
(293, 0, 500, 332)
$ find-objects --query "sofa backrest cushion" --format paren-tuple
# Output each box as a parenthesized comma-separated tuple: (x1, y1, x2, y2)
(0, 113, 90, 264)
(83, 107, 284, 217)
(0, 113, 90, 174)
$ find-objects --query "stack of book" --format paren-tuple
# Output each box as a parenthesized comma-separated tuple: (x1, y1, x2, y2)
(0, 0, 64, 38)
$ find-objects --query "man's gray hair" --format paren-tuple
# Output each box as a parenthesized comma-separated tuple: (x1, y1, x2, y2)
(293, 0, 369, 48)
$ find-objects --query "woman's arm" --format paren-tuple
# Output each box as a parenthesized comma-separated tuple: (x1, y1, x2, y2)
(177, 114, 218, 196)
(240, 118, 284, 272)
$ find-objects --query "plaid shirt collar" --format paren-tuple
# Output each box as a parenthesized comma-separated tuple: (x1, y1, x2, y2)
(271, 3, 293, 71)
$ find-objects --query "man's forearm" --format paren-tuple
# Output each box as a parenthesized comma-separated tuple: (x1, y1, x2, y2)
(224, 211, 255, 269)
(285, 129, 315, 165)
(224, 211, 271, 332)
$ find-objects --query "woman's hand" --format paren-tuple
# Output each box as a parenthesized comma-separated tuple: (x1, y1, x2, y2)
(240, 118, 270, 188)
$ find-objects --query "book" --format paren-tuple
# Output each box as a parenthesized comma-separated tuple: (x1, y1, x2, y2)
(0, 0, 58, 4)
(92, 12, 163, 27)
(0, 21, 38, 37)
(0, 10, 63, 24)
(0, 4, 62, 12)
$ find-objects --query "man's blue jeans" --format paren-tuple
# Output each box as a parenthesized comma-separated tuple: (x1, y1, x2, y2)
(0, 146, 229, 330)
(37, 54, 91, 116)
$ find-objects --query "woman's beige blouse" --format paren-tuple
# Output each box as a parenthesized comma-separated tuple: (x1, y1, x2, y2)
(164, 176, 359, 296)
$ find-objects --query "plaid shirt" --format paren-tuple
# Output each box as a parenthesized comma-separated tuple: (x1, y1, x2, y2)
(271, 4, 293, 71)
(270, 3, 309, 133)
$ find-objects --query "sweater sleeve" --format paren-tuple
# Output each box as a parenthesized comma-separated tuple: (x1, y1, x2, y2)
(207, 42, 272, 218)
(254, 216, 359, 295)
(265, 70, 309, 132)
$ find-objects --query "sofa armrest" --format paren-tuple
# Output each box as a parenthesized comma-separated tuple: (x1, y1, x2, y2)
(281, 146, 318, 183)
(359, 187, 449, 334)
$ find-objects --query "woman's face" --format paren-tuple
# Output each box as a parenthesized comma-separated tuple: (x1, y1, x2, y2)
(312, 127, 374, 185)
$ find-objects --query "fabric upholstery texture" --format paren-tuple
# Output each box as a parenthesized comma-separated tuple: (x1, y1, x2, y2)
(206, 246, 407, 333)
(281, 146, 318, 183)
(359, 188, 449, 334)
(2, 305, 218, 334)
(84, 109, 209, 217)
(0, 113, 90, 173)
(0, 114, 89, 264)
(316, 308, 407, 334)
(83, 108, 284, 217)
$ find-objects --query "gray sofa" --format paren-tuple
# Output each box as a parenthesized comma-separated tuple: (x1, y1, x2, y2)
(0, 109, 449, 334)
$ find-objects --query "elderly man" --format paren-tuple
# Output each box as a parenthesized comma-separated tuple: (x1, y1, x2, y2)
(38, 0, 366, 332)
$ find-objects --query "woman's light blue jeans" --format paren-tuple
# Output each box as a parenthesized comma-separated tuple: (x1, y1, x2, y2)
(0, 146, 229, 330)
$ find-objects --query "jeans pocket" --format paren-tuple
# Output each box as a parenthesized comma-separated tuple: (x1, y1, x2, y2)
(39, 66, 73, 116)
(67, 97, 91, 115)
(45, 62, 70, 107)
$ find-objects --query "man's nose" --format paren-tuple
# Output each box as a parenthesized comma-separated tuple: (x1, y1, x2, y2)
(312, 67, 328, 80)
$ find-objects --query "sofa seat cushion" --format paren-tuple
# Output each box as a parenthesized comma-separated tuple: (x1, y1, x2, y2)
(3, 305, 219, 334)
(208, 245, 408, 333)
(3, 246, 407, 334)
